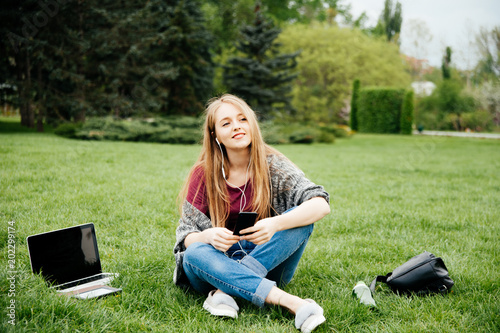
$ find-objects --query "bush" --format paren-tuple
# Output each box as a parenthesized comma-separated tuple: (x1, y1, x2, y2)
(74, 118, 156, 141)
(415, 80, 481, 131)
(149, 128, 202, 144)
(414, 94, 440, 130)
(316, 130, 336, 143)
(289, 128, 317, 144)
(54, 122, 82, 138)
(358, 88, 405, 133)
(461, 110, 494, 132)
(160, 116, 203, 129)
(55, 117, 347, 145)
(262, 122, 342, 144)
(319, 124, 351, 140)
(331, 125, 352, 138)
(415, 111, 441, 131)
(55, 116, 203, 144)
(262, 131, 290, 145)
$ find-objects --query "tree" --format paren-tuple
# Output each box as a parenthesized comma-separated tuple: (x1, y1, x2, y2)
(263, 0, 351, 25)
(99, 0, 214, 117)
(1, 0, 214, 127)
(1, 0, 121, 127)
(474, 26, 500, 83)
(278, 24, 411, 123)
(201, 0, 356, 55)
(36, 0, 99, 125)
(201, 0, 255, 52)
(372, 0, 402, 43)
(437, 81, 474, 131)
(442, 46, 452, 80)
(437, 46, 470, 131)
(474, 81, 500, 126)
(223, 3, 299, 120)
(0, 0, 39, 129)
(401, 19, 433, 80)
(83, 0, 212, 118)
(164, 0, 215, 115)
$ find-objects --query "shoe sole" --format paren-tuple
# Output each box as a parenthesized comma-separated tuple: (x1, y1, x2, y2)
(300, 314, 326, 333)
(203, 300, 238, 319)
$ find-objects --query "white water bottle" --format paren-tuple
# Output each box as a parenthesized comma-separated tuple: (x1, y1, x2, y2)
(352, 281, 376, 307)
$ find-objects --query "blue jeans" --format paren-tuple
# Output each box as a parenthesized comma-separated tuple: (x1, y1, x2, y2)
(182, 223, 314, 307)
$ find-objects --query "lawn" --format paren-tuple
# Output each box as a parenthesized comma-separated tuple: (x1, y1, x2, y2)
(1, 118, 499, 332)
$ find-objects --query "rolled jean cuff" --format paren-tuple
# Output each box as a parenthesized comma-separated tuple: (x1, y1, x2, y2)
(240, 255, 268, 277)
(252, 278, 276, 308)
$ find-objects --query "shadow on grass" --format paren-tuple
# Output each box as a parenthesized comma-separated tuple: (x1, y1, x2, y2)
(0, 117, 53, 133)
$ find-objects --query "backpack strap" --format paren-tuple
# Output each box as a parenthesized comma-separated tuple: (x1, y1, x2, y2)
(370, 273, 391, 292)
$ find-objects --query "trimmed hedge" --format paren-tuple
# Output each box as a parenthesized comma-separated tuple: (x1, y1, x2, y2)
(400, 90, 414, 135)
(358, 88, 406, 134)
(350, 79, 360, 131)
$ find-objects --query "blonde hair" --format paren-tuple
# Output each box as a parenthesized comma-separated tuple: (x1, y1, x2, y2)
(179, 94, 281, 227)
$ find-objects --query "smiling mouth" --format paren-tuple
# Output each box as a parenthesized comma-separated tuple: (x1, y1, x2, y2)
(232, 133, 245, 139)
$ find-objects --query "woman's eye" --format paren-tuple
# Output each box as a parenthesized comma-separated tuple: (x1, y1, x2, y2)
(240, 118, 247, 122)
(222, 122, 229, 127)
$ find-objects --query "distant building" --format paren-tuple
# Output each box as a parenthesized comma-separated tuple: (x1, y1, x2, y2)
(411, 81, 436, 97)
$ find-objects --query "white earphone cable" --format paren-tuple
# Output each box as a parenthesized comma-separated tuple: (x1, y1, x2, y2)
(216, 137, 252, 259)
(216, 138, 251, 212)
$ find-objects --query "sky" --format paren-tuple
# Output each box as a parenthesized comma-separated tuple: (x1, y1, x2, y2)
(344, 0, 500, 70)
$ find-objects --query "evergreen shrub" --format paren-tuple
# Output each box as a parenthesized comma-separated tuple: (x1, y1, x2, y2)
(55, 117, 202, 144)
(261, 122, 339, 144)
(358, 88, 405, 133)
(55, 117, 348, 145)
(261, 122, 290, 144)
(316, 131, 336, 143)
(54, 122, 83, 138)
(319, 124, 346, 141)
(149, 128, 201, 144)
(289, 128, 317, 144)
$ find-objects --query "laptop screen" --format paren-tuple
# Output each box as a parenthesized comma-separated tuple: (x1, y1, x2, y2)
(27, 223, 102, 285)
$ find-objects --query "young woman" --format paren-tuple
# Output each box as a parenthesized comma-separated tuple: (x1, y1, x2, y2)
(173, 94, 330, 332)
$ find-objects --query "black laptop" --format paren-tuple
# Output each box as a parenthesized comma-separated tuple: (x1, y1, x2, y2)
(27, 223, 121, 299)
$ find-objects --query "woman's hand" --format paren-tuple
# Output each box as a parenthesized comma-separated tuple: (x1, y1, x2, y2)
(202, 227, 240, 252)
(240, 217, 279, 245)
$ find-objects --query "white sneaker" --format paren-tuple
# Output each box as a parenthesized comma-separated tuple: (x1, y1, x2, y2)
(295, 299, 326, 333)
(202, 290, 239, 319)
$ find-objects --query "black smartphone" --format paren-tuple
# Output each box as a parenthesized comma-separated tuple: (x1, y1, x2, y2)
(233, 212, 258, 236)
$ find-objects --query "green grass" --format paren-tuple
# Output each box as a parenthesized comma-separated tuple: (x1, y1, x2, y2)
(1, 118, 499, 332)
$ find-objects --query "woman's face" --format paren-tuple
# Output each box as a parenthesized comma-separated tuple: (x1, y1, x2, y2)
(214, 103, 252, 152)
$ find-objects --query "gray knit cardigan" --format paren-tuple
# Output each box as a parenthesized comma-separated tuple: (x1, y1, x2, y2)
(173, 153, 330, 287)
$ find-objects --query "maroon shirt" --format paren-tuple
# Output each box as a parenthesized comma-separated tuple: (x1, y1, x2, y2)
(186, 167, 254, 231)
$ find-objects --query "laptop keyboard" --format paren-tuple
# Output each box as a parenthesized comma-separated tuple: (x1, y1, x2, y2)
(56, 274, 108, 289)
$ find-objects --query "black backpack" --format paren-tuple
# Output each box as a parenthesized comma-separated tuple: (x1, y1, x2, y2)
(370, 251, 454, 295)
